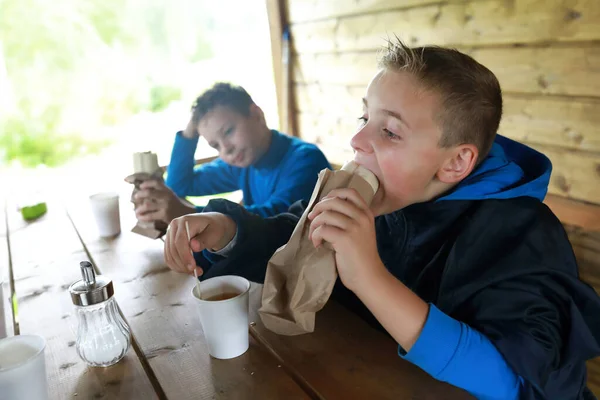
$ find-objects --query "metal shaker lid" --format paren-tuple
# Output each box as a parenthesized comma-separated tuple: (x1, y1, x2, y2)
(69, 261, 114, 306)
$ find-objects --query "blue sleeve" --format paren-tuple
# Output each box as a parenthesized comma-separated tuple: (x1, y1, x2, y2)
(165, 132, 240, 197)
(400, 304, 522, 400)
(244, 146, 330, 218)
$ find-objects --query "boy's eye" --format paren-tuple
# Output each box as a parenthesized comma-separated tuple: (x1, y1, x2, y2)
(224, 127, 234, 136)
(383, 129, 400, 140)
(209, 142, 219, 150)
(357, 116, 368, 125)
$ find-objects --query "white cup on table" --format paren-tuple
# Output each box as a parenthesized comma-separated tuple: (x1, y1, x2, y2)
(191, 275, 250, 359)
(0, 334, 48, 400)
(89, 192, 121, 238)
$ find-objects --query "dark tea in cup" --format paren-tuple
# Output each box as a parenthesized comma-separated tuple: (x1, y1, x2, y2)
(204, 292, 240, 301)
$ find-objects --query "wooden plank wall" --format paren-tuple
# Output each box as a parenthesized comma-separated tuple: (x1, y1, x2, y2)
(288, 0, 600, 205)
(279, 0, 600, 395)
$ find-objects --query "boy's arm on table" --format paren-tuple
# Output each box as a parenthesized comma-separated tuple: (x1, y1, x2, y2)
(358, 209, 597, 400)
(199, 199, 305, 283)
(355, 268, 521, 400)
(165, 132, 239, 201)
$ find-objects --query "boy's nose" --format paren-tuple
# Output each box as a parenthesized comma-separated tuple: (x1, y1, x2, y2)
(350, 127, 374, 154)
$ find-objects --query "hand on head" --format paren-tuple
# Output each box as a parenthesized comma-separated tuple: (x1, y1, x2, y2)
(182, 116, 199, 139)
(163, 213, 237, 275)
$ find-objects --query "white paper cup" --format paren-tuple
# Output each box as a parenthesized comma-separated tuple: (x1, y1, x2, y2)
(192, 276, 250, 359)
(89, 192, 121, 238)
(0, 335, 48, 400)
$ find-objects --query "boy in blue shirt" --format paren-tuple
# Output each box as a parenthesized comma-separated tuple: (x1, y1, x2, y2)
(162, 42, 600, 399)
(134, 82, 330, 224)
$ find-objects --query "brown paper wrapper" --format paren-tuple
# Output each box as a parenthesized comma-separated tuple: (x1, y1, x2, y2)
(258, 168, 377, 335)
(124, 170, 168, 239)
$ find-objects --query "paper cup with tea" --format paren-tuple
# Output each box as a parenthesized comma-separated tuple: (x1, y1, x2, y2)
(89, 192, 121, 238)
(0, 334, 48, 400)
(191, 275, 250, 359)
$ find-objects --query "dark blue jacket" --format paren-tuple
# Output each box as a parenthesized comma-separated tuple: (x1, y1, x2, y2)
(199, 136, 600, 399)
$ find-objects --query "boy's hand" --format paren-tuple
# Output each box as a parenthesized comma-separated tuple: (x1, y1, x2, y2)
(134, 179, 196, 224)
(182, 117, 199, 139)
(307, 188, 383, 292)
(164, 213, 237, 275)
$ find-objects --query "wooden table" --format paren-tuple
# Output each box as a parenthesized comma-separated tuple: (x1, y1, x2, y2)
(2, 194, 471, 399)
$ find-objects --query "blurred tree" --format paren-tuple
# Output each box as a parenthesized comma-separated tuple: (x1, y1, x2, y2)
(0, 0, 215, 167)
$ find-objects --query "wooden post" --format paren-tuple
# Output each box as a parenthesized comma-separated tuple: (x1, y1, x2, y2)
(266, 0, 283, 130)
(265, 0, 297, 136)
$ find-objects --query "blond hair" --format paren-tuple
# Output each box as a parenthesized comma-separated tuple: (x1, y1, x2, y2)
(378, 38, 502, 162)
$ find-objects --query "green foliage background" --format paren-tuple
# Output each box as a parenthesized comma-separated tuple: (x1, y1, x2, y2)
(0, 0, 215, 167)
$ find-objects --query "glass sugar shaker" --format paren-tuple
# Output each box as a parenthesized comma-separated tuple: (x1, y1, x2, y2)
(68, 261, 131, 367)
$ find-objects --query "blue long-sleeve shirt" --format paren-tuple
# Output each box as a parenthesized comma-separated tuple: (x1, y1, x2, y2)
(166, 130, 331, 217)
(400, 304, 522, 399)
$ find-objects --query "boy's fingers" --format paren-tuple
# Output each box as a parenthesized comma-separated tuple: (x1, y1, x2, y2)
(139, 179, 163, 190)
(311, 224, 342, 249)
(190, 237, 206, 253)
(187, 256, 197, 274)
(309, 211, 351, 240)
(136, 199, 167, 222)
(168, 224, 185, 273)
(310, 196, 362, 221)
(174, 222, 194, 272)
(134, 190, 151, 200)
(135, 203, 151, 217)
(137, 209, 164, 223)
(307, 207, 321, 221)
(167, 222, 186, 272)
(164, 239, 179, 273)
(165, 216, 213, 274)
(165, 223, 184, 273)
(135, 201, 153, 214)
(136, 189, 168, 202)
(135, 190, 158, 201)
(328, 188, 369, 210)
(310, 224, 325, 248)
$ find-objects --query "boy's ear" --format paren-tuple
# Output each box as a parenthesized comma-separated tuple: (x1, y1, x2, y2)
(249, 103, 265, 123)
(437, 144, 478, 184)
